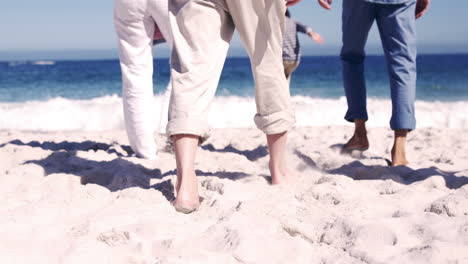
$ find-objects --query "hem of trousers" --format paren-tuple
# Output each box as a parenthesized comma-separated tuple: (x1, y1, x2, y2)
(254, 108, 296, 135)
(166, 117, 211, 144)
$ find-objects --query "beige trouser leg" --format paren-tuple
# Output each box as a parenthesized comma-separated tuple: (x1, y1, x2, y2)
(167, 0, 295, 140)
(226, 0, 295, 134)
(167, 0, 234, 140)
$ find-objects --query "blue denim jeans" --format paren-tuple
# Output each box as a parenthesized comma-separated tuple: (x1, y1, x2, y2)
(341, 0, 417, 130)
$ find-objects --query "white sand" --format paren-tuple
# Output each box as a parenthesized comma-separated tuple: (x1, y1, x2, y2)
(1, 127, 467, 263)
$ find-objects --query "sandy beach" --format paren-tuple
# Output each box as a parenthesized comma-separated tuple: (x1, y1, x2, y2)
(1, 126, 467, 263)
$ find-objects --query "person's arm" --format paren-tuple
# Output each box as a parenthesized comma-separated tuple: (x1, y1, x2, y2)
(153, 22, 166, 45)
(415, 0, 430, 19)
(285, 0, 332, 9)
(317, 0, 332, 10)
(285, 0, 303, 6)
(295, 20, 324, 45)
(295, 21, 310, 34)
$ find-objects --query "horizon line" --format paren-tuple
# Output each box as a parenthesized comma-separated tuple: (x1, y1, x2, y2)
(1, 52, 468, 62)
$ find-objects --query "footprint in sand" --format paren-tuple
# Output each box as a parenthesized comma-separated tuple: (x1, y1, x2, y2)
(378, 180, 401, 195)
(97, 229, 131, 247)
(425, 188, 468, 217)
(214, 228, 241, 251)
(354, 225, 398, 248)
(68, 221, 90, 238)
(391, 210, 410, 218)
(315, 176, 337, 185)
(403, 244, 441, 263)
(410, 225, 435, 244)
(201, 178, 225, 195)
(458, 223, 468, 245)
(319, 219, 356, 248)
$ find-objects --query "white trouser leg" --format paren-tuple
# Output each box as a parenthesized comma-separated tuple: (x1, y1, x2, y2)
(150, 0, 173, 135)
(114, 0, 157, 159)
(158, 78, 172, 134)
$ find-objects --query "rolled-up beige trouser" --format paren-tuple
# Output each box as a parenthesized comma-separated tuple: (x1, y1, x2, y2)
(167, 0, 296, 141)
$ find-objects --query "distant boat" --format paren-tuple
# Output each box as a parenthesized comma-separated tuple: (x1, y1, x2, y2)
(32, 60, 55, 65)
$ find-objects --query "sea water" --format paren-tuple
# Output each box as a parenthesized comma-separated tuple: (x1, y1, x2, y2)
(1, 54, 467, 131)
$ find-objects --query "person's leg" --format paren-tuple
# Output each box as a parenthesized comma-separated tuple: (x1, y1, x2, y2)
(149, 0, 175, 148)
(168, 0, 234, 210)
(158, 80, 174, 153)
(158, 79, 172, 135)
(283, 60, 300, 86)
(340, 0, 376, 153)
(227, 0, 295, 184)
(375, 1, 417, 166)
(114, 0, 157, 159)
(172, 134, 199, 213)
(267, 132, 289, 184)
(392, 129, 408, 166)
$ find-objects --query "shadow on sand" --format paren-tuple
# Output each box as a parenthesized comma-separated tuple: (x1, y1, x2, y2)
(294, 145, 468, 189)
(8, 140, 250, 202)
(0, 139, 135, 157)
(201, 143, 268, 161)
(327, 161, 468, 189)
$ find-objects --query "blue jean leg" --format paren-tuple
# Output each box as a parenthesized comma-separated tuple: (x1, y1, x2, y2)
(376, 1, 417, 130)
(341, 0, 376, 123)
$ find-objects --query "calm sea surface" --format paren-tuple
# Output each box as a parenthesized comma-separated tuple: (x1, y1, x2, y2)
(1, 54, 467, 102)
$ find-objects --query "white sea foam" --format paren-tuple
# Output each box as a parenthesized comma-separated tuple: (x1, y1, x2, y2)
(31, 60, 55, 65)
(0, 95, 467, 131)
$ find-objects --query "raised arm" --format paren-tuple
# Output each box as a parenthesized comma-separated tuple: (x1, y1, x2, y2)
(295, 20, 324, 44)
(415, 0, 430, 19)
(317, 0, 332, 10)
(285, 0, 303, 6)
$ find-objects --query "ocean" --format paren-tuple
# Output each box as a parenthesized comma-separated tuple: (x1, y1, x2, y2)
(1, 54, 467, 131)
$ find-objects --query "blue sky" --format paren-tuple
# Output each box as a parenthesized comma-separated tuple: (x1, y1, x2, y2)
(0, 0, 467, 60)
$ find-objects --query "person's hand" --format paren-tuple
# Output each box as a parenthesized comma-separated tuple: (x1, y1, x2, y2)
(308, 32, 324, 44)
(285, 0, 303, 6)
(153, 23, 163, 40)
(317, 0, 332, 10)
(415, 0, 430, 19)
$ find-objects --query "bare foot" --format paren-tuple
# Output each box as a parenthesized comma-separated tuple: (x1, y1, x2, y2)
(269, 161, 294, 185)
(341, 134, 369, 153)
(390, 129, 409, 166)
(341, 119, 369, 154)
(391, 147, 409, 166)
(173, 171, 200, 213)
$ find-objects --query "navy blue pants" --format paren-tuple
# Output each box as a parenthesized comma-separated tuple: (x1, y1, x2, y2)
(341, 0, 417, 130)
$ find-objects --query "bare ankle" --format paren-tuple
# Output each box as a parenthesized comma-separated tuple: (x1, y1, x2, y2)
(391, 130, 409, 166)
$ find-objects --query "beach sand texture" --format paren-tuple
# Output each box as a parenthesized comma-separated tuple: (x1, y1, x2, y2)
(1, 127, 467, 263)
